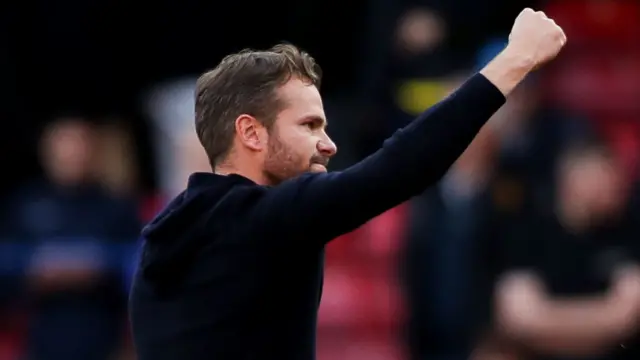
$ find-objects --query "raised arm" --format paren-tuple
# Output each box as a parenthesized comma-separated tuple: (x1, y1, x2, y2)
(251, 9, 566, 242)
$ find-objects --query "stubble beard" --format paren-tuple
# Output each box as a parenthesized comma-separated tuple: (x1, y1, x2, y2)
(263, 134, 307, 186)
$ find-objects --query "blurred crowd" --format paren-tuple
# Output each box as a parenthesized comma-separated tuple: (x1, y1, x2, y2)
(1, 0, 639, 360)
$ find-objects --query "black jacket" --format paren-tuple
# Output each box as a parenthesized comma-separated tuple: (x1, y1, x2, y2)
(129, 73, 505, 360)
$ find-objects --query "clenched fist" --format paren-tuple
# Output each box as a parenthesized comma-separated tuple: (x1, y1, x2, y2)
(480, 8, 567, 95)
(508, 8, 567, 68)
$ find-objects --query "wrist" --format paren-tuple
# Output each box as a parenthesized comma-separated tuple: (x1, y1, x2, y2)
(479, 46, 536, 96)
(500, 44, 537, 73)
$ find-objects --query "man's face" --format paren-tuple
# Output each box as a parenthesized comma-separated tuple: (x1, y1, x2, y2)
(43, 120, 94, 184)
(562, 154, 625, 220)
(262, 78, 337, 184)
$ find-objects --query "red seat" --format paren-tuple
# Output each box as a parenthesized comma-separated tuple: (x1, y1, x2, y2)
(325, 232, 360, 266)
(545, 0, 640, 46)
(359, 274, 405, 330)
(543, 52, 640, 115)
(0, 312, 27, 360)
(326, 204, 409, 269)
(321, 273, 403, 332)
(317, 264, 371, 328)
(139, 193, 166, 222)
(317, 333, 405, 360)
(354, 204, 409, 262)
(598, 119, 640, 180)
(320, 205, 409, 356)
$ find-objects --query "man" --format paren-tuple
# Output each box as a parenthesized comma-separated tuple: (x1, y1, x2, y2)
(476, 142, 640, 360)
(6, 118, 140, 360)
(130, 8, 566, 360)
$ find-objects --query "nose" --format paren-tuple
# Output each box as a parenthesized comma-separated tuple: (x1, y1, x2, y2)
(317, 135, 337, 157)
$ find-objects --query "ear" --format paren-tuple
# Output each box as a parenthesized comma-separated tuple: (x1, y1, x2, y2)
(235, 114, 267, 152)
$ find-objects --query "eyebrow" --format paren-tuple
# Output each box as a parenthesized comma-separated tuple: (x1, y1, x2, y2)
(304, 115, 328, 129)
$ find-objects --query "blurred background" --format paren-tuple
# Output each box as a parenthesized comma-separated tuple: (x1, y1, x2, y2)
(0, 0, 639, 359)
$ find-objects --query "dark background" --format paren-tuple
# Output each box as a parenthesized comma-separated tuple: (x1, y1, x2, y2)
(2, 1, 640, 359)
(0, 0, 531, 192)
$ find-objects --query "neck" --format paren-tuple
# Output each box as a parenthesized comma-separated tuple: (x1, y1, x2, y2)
(214, 162, 270, 186)
(49, 171, 88, 189)
(557, 198, 590, 234)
